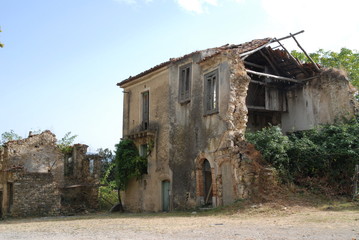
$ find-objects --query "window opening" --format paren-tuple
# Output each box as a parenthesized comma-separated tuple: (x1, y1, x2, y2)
(142, 91, 149, 130)
(179, 64, 192, 103)
(64, 155, 74, 176)
(204, 70, 219, 114)
(89, 159, 94, 175)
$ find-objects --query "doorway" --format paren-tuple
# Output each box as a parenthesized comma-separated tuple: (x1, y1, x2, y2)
(202, 159, 213, 205)
(162, 180, 170, 211)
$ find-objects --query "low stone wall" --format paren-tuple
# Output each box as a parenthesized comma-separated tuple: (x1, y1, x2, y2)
(11, 172, 61, 217)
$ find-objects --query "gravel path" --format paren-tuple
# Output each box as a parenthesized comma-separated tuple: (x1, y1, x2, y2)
(0, 208, 358, 240)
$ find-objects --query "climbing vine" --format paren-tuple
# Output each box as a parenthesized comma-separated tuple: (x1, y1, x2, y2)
(114, 139, 149, 190)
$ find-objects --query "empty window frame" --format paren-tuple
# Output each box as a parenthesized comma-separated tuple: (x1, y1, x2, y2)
(64, 156, 74, 176)
(179, 63, 192, 103)
(139, 144, 148, 158)
(142, 91, 149, 130)
(204, 69, 219, 114)
(89, 159, 94, 175)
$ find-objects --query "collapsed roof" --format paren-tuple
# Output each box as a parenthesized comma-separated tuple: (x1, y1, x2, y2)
(117, 30, 320, 87)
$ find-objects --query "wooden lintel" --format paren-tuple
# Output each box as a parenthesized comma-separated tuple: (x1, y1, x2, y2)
(246, 69, 300, 83)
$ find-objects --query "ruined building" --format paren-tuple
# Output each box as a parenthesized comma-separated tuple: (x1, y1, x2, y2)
(0, 131, 101, 218)
(117, 32, 358, 212)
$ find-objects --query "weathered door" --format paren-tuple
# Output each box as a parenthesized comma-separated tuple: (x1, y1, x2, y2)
(203, 160, 213, 205)
(162, 181, 170, 211)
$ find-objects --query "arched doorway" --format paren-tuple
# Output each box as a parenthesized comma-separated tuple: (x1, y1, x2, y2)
(202, 159, 213, 206)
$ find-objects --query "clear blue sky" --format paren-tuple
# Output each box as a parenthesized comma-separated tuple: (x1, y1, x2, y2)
(0, 0, 358, 151)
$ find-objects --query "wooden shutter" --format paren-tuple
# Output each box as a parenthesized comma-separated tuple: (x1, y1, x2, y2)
(142, 91, 149, 130)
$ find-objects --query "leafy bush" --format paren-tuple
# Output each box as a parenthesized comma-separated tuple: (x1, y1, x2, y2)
(246, 117, 359, 195)
(98, 186, 118, 210)
(57, 131, 77, 154)
(245, 125, 291, 181)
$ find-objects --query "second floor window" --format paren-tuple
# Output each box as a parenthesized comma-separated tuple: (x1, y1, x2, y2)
(204, 69, 219, 115)
(142, 91, 149, 130)
(179, 63, 191, 103)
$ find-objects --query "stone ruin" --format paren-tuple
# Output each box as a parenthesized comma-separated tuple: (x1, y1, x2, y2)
(0, 130, 102, 218)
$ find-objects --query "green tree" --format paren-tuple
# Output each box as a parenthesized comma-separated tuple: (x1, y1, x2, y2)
(0, 130, 22, 145)
(98, 148, 115, 180)
(291, 48, 359, 88)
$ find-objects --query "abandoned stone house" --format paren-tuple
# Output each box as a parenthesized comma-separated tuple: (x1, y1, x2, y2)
(117, 32, 358, 212)
(0, 130, 101, 218)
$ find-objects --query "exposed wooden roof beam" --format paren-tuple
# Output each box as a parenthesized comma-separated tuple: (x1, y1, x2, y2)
(276, 30, 304, 41)
(244, 61, 265, 69)
(273, 38, 309, 76)
(290, 33, 320, 72)
(245, 69, 300, 83)
(259, 49, 280, 75)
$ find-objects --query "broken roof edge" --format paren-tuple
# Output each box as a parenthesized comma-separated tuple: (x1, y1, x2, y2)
(3, 130, 57, 146)
(118, 64, 169, 88)
(117, 37, 272, 87)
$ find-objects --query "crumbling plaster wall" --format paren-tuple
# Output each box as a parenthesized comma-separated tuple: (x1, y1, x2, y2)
(207, 49, 275, 206)
(122, 68, 171, 212)
(168, 49, 274, 209)
(168, 52, 231, 209)
(281, 68, 358, 132)
(5, 131, 64, 182)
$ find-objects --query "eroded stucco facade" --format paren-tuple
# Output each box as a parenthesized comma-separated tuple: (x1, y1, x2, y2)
(119, 38, 357, 212)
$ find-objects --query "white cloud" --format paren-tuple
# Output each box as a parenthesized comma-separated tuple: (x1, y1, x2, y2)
(113, 0, 137, 4)
(260, 0, 359, 51)
(176, 0, 218, 14)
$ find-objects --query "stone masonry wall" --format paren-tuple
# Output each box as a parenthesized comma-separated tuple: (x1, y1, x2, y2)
(212, 49, 277, 204)
(1, 131, 101, 217)
(11, 172, 61, 217)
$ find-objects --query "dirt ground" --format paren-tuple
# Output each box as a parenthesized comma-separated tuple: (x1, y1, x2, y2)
(1, 204, 358, 240)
